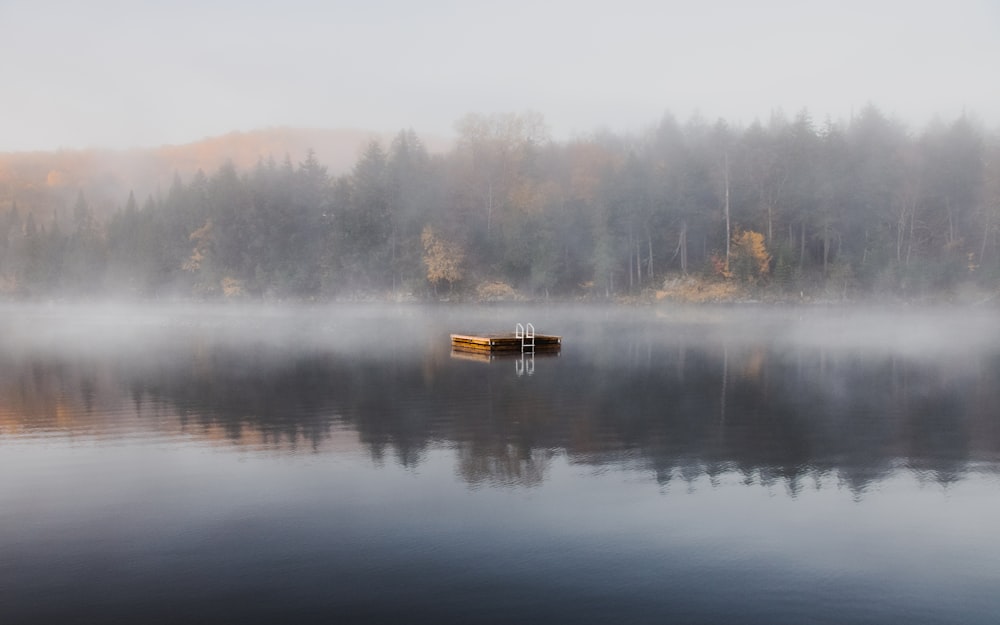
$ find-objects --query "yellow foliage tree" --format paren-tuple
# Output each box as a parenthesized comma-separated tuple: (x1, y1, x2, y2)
(221, 277, 245, 298)
(183, 220, 214, 272)
(729, 228, 771, 285)
(421, 226, 465, 291)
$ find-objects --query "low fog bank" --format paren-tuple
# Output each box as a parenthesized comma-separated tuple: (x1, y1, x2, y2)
(0, 301, 997, 362)
(650, 304, 1000, 359)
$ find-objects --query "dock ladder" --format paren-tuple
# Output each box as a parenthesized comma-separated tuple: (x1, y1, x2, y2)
(515, 323, 535, 353)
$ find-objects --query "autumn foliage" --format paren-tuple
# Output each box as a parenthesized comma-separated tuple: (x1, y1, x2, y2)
(731, 229, 771, 284)
(713, 229, 771, 285)
(421, 226, 465, 291)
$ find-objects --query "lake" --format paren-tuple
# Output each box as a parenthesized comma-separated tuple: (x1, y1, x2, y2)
(1, 303, 999, 624)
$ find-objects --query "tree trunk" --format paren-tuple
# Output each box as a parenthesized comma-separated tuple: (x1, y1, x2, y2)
(636, 239, 642, 285)
(680, 221, 688, 274)
(628, 232, 634, 290)
(823, 224, 830, 276)
(390, 243, 396, 294)
(905, 208, 915, 266)
(896, 214, 905, 264)
(947, 197, 955, 246)
(724, 151, 731, 270)
(647, 233, 654, 282)
(799, 222, 805, 269)
(980, 210, 992, 266)
(486, 181, 493, 236)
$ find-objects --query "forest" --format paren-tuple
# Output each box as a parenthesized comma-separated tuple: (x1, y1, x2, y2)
(1, 106, 998, 302)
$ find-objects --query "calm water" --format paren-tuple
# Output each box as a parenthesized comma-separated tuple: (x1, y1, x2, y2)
(1, 304, 999, 625)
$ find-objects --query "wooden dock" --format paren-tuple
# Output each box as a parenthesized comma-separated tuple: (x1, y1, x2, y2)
(450, 332, 562, 353)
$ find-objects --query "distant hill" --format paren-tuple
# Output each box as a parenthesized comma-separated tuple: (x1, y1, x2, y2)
(0, 127, 452, 222)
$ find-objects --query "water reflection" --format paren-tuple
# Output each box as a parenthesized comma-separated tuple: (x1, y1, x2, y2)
(1, 306, 997, 496)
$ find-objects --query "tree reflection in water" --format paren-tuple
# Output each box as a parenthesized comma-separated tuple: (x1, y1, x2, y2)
(1, 311, 997, 497)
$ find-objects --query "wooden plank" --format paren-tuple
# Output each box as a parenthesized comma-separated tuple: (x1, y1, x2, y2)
(450, 332, 562, 353)
(451, 333, 561, 342)
(449, 349, 497, 362)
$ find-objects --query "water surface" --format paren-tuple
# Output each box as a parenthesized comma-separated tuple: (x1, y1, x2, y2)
(1, 304, 999, 624)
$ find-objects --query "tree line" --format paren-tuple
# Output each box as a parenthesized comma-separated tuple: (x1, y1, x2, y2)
(1, 106, 998, 300)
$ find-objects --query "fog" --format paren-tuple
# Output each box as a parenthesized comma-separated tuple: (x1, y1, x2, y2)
(3, 1, 999, 152)
(2, 301, 998, 359)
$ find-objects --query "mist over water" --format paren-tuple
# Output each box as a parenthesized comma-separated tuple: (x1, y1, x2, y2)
(1, 303, 999, 624)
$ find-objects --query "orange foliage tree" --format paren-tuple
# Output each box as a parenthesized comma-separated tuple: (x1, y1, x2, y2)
(729, 228, 771, 285)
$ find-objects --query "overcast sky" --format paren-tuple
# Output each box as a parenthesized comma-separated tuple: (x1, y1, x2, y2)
(1, 0, 997, 151)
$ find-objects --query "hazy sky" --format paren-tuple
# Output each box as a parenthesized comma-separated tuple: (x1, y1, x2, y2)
(1, 0, 997, 151)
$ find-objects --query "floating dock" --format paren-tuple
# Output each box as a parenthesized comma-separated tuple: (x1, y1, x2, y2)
(450, 332, 562, 353)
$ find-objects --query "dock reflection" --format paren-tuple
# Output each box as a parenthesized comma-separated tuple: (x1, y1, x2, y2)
(450, 348, 561, 376)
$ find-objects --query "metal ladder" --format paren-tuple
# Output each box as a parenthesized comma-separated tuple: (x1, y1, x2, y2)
(515, 322, 536, 377)
(515, 323, 535, 353)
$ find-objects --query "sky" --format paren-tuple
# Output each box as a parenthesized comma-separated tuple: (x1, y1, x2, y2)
(1, 0, 998, 151)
